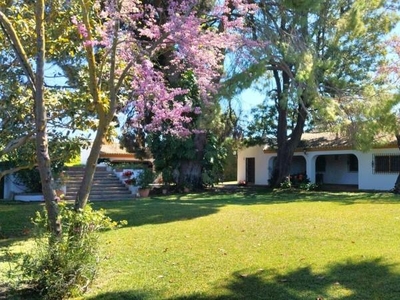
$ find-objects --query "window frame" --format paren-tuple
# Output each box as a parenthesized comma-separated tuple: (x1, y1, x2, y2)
(373, 154, 400, 174)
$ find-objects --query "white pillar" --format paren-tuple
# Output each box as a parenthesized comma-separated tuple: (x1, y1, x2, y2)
(305, 154, 315, 183)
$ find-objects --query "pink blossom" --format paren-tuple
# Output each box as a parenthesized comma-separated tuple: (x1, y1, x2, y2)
(74, 0, 259, 136)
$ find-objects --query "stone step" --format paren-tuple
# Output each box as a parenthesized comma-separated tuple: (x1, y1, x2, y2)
(66, 180, 123, 186)
(63, 166, 136, 201)
(64, 194, 136, 201)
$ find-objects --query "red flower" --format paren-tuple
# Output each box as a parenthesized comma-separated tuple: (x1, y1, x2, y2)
(124, 178, 136, 185)
(123, 170, 133, 177)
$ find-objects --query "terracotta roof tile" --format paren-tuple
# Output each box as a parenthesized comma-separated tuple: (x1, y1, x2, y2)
(263, 132, 397, 152)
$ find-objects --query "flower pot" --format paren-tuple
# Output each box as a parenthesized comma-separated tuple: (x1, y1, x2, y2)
(138, 188, 150, 198)
(55, 189, 64, 197)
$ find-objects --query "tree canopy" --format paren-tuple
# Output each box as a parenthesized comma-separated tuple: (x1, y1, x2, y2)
(226, 0, 400, 186)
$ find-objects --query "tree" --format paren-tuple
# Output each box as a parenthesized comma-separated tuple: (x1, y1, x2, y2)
(378, 36, 400, 193)
(0, 0, 254, 230)
(227, 0, 399, 186)
(0, 0, 65, 236)
(0, 1, 90, 184)
(121, 70, 227, 189)
(71, 0, 255, 206)
(0, 1, 255, 296)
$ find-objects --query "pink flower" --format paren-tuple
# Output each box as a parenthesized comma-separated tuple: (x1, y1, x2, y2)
(76, 0, 260, 137)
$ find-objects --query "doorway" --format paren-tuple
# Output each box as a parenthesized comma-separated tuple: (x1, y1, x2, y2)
(246, 157, 255, 184)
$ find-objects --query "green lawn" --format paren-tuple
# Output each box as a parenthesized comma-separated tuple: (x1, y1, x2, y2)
(2, 189, 400, 299)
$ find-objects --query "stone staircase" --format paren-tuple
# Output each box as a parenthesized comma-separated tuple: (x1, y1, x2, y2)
(63, 166, 136, 201)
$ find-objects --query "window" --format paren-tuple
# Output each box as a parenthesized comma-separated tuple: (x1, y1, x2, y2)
(348, 154, 358, 172)
(316, 156, 326, 172)
(374, 154, 400, 173)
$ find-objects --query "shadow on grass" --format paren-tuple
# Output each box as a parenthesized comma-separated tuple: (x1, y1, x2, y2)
(0, 201, 42, 241)
(207, 258, 400, 300)
(87, 258, 400, 300)
(86, 290, 150, 300)
(2, 189, 399, 238)
(93, 189, 400, 228)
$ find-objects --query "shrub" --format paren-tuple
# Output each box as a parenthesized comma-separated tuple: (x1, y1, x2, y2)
(19, 202, 126, 299)
(137, 168, 155, 189)
(299, 182, 319, 191)
(14, 168, 43, 193)
(280, 177, 292, 189)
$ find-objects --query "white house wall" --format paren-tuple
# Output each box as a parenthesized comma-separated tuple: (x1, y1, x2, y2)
(4, 174, 26, 200)
(315, 154, 358, 185)
(238, 146, 400, 191)
(304, 149, 396, 190)
(357, 149, 398, 191)
(237, 146, 269, 185)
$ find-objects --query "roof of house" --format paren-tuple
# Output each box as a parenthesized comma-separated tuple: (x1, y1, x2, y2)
(99, 143, 152, 162)
(100, 143, 131, 155)
(263, 132, 398, 153)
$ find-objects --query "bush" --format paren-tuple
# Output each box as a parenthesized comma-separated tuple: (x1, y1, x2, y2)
(14, 168, 43, 193)
(299, 182, 319, 191)
(280, 177, 292, 189)
(20, 202, 126, 299)
(137, 168, 155, 189)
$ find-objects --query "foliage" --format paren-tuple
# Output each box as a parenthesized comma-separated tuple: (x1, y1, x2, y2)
(67, 0, 255, 208)
(201, 133, 227, 186)
(122, 68, 233, 188)
(279, 178, 292, 189)
(0, 1, 92, 181)
(13, 168, 43, 193)
(299, 182, 319, 191)
(11, 137, 81, 193)
(19, 202, 125, 299)
(221, 139, 238, 181)
(229, 0, 399, 186)
(136, 168, 155, 189)
(277, 173, 317, 190)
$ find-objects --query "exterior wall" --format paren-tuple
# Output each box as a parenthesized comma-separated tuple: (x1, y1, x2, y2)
(237, 146, 269, 185)
(4, 174, 26, 200)
(238, 146, 400, 191)
(357, 148, 398, 191)
(81, 147, 91, 165)
(306, 152, 358, 185)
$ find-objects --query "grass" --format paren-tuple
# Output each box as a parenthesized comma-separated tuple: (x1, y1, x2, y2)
(2, 189, 400, 299)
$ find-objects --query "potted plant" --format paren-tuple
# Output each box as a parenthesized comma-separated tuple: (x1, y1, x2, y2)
(124, 177, 138, 194)
(137, 168, 155, 197)
(161, 169, 173, 195)
(53, 171, 68, 198)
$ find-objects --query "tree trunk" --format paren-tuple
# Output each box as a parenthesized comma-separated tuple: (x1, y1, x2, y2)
(178, 160, 203, 188)
(74, 10, 121, 210)
(270, 98, 308, 187)
(34, 0, 61, 237)
(177, 132, 207, 189)
(74, 125, 107, 210)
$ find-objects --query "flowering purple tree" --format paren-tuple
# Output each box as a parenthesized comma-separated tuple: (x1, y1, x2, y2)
(74, 0, 256, 209)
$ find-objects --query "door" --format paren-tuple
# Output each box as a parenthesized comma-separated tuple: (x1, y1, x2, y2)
(246, 157, 255, 184)
(0, 176, 4, 199)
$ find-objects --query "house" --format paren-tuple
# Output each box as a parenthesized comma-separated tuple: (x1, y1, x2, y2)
(1, 143, 152, 200)
(237, 132, 400, 191)
(81, 142, 153, 166)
